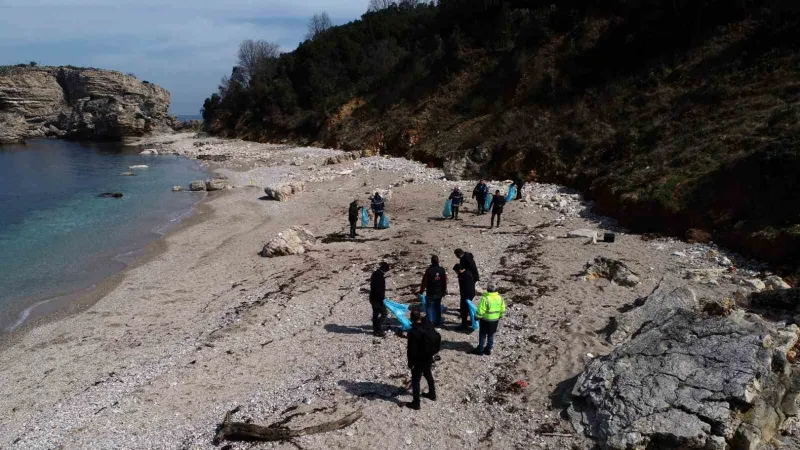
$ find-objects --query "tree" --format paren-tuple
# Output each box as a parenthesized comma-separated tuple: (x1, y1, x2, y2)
(305, 12, 332, 40)
(367, 0, 394, 11)
(237, 40, 280, 85)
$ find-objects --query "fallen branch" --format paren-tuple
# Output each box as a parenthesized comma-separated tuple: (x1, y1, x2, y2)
(213, 406, 363, 444)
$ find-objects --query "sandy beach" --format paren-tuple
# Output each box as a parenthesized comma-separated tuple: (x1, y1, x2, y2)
(0, 134, 769, 449)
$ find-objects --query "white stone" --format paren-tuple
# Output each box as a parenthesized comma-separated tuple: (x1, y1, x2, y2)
(567, 229, 597, 239)
(765, 275, 791, 290)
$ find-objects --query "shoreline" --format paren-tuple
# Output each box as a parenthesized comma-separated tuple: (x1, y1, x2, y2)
(1, 132, 791, 449)
(0, 189, 216, 351)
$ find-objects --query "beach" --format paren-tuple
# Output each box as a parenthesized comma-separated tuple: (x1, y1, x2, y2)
(0, 134, 768, 449)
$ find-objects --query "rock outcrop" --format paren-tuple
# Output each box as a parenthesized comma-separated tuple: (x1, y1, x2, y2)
(264, 182, 306, 201)
(569, 308, 800, 450)
(0, 65, 174, 143)
(260, 227, 316, 257)
(583, 257, 640, 287)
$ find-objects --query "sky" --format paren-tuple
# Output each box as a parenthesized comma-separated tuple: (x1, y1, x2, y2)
(0, 0, 368, 115)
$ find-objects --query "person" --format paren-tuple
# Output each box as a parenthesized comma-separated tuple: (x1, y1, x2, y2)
(405, 308, 439, 410)
(474, 281, 506, 355)
(369, 262, 390, 337)
(448, 187, 464, 220)
(371, 192, 385, 229)
(418, 255, 447, 327)
(348, 199, 361, 238)
(472, 180, 489, 214)
(512, 175, 526, 201)
(453, 264, 475, 330)
(489, 189, 506, 228)
(454, 248, 480, 287)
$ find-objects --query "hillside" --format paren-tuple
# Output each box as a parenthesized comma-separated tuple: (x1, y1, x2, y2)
(0, 65, 174, 143)
(201, 0, 800, 275)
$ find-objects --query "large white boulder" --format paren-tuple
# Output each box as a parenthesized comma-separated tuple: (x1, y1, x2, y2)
(260, 227, 316, 257)
(264, 182, 306, 201)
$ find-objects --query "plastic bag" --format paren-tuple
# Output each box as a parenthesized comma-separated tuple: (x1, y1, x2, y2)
(484, 195, 492, 211)
(384, 299, 411, 330)
(360, 208, 369, 227)
(506, 184, 517, 202)
(442, 199, 452, 218)
(419, 293, 426, 310)
(378, 214, 390, 229)
(466, 299, 479, 330)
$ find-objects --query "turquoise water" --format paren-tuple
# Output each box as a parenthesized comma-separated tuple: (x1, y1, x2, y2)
(0, 140, 208, 331)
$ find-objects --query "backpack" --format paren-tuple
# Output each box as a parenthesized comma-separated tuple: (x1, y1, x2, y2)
(421, 325, 441, 357)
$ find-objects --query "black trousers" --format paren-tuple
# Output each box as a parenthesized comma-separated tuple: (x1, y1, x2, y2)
(371, 301, 386, 333)
(451, 205, 460, 219)
(411, 362, 435, 404)
(349, 220, 357, 238)
(491, 210, 502, 227)
(459, 296, 471, 325)
(476, 197, 486, 214)
(373, 212, 383, 228)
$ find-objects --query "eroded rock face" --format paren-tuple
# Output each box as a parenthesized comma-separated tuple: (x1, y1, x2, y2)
(569, 308, 800, 450)
(260, 227, 316, 257)
(0, 66, 172, 143)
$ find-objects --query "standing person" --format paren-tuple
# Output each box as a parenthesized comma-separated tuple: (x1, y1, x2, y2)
(369, 262, 390, 337)
(371, 192, 385, 229)
(448, 187, 464, 220)
(453, 264, 475, 330)
(489, 190, 506, 228)
(405, 308, 439, 410)
(418, 255, 447, 327)
(512, 175, 526, 201)
(348, 199, 361, 238)
(472, 180, 489, 214)
(473, 281, 506, 355)
(454, 248, 480, 287)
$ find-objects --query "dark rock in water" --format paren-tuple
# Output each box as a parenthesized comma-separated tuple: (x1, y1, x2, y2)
(119, 171, 136, 176)
(99, 192, 123, 198)
(197, 154, 230, 162)
(189, 180, 206, 191)
(568, 308, 800, 450)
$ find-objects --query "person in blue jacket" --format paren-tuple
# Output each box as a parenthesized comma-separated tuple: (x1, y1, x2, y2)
(371, 192, 385, 229)
(448, 187, 464, 220)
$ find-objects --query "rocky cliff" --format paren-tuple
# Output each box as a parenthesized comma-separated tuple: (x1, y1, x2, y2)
(0, 66, 174, 143)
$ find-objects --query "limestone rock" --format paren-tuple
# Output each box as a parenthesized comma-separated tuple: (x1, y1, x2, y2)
(0, 66, 173, 143)
(171, 186, 184, 192)
(189, 180, 207, 191)
(260, 227, 316, 257)
(324, 152, 359, 165)
(766, 275, 791, 290)
(140, 149, 158, 155)
(746, 279, 766, 291)
(205, 179, 230, 191)
(264, 182, 306, 201)
(568, 229, 598, 239)
(120, 172, 135, 176)
(608, 279, 697, 345)
(569, 309, 800, 450)
(583, 257, 640, 287)
(441, 147, 491, 180)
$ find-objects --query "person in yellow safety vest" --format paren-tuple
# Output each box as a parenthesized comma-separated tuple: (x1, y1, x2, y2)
(473, 281, 506, 356)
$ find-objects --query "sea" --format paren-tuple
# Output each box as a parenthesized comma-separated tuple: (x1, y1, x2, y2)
(0, 140, 209, 332)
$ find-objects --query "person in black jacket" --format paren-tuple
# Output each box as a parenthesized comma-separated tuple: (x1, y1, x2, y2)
(418, 255, 447, 327)
(371, 192, 385, 229)
(369, 262, 390, 337)
(348, 199, 361, 238)
(453, 264, 475, 330)
(454, 248, 480, 286)
(472, 180, 489, 214)
(489, 190, 506, 228)
(448, 187, 463, 220)
(405, 308, 437, 410)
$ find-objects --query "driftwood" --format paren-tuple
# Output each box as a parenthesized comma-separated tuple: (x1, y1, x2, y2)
(213, 405, 363, 445)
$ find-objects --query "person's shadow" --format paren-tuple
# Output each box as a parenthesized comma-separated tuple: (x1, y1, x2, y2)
(323, 324, 372, 335)
(338, 380, 406, 405)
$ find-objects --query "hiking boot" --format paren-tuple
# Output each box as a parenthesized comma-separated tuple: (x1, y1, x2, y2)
(472, 348, 484, 355)
(484, 348, 492, 356)
(421, 392, 437, 401)
(404, 402, 420, 410)
(374, 332, 386, 338)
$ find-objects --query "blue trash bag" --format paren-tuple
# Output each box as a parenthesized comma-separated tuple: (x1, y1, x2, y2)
(360, 208, 369, 227)
(484, 194, 492, 211)
(378, 214, 390, 229)
(466, 299, 479, 331)
(443, 199, 452, 218)
(384, 299, 412, 331)
(419, 293, 426, 310)
(506, 184, 517, 202)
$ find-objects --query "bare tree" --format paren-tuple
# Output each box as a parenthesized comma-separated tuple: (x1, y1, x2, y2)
(305, 12, 332, 40)
(367, 0, 394, 11)
(236, 40, 280, 85)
